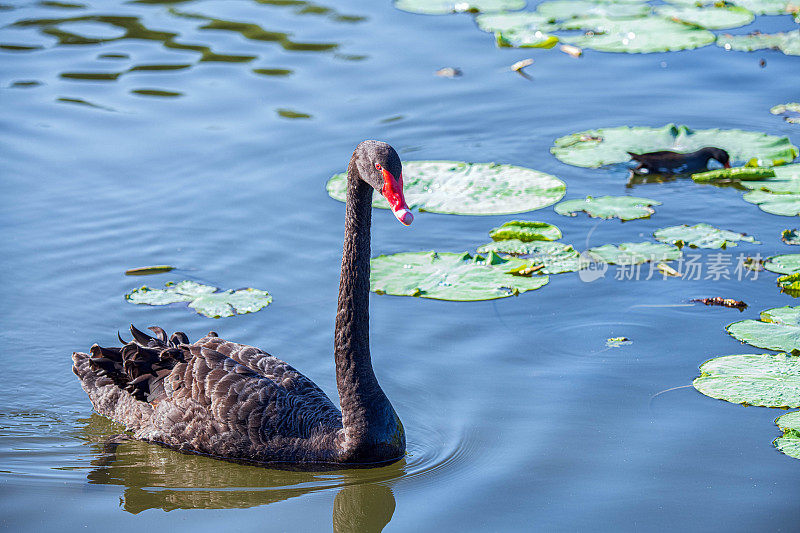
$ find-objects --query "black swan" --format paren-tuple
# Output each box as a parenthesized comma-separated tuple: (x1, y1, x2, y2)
(72, 140, 413, 467)
(628, 147, 730, 174)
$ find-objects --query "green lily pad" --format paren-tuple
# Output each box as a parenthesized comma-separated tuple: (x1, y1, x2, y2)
(718, 30, 800, 57)
(665, 0, 790, 15)
(327, 161, 566, 216)
(537, 0, 652, 21)
(771, 103, 800, 125)
(778, 272, 800, 295)
(655, 5, 754, 29)
(489, 220, 562, 242)
(782, 229, 800, 245)
(693, 353, 800, 408)
(551, 124, 799, 168)
(587, 242, 681, 265)
(476, 240, 584, 273)
(653, 223, 758, 249)
(774, 410, 800, 459)
(692, 167, 775, 183)
(555, 195, 660, 221)
(726, 306, 800, 353)
(557, 15, 716, 54)
(743, 190, 800, 216)
(126, 280, 272, 318)
(729, 0, 791, 15)
(394, 0, 525, 15)
(370, 251, 548, 301)
(475, 12, 559, 47)
(741, 166, 800, 218)
(764, 254, 800, 274)
(761, 306, 800, 325)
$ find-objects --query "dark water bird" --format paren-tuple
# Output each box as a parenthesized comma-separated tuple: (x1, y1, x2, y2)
(73, 140, 413, 468)
(627, 147, 731, 174)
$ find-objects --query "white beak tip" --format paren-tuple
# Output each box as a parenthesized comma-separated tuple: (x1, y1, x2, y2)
(394, 208, 413, 226)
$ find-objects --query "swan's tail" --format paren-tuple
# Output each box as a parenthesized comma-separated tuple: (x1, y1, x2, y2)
(72, 325, 191, 405)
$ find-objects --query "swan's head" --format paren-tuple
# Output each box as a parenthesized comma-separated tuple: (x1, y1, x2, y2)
(356, 140, 413, 226)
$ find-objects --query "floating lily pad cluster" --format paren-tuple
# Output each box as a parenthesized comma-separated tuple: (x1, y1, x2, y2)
(126, 281, 272, 318)
(763, 254, 800, 295)
(394, 0, 798, 56)
(476, 239, 585, 274)
(370, 220, 593, 301)
(551, 124, 798, 169)
(370, 250, 549, 301)
(694, 305, 800, 459)
(556, 14, 717, 54)
(727, 306, 800, 353)
(327, 161, 566, 216)
(653, 223, 759, 249)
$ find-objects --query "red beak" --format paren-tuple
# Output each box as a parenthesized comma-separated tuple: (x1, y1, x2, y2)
(724, 162, 731, 169)
(381, 169, 413, 226)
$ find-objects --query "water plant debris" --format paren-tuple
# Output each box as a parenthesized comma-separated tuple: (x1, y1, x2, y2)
(691, 297, 748, 311)
(782, 229, 800, 245)
(606, 336, 632, 348)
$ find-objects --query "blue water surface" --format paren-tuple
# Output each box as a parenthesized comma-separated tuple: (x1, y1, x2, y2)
(1, 1, 799, 531)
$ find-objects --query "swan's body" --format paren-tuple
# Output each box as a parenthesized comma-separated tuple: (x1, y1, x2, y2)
(72, 140, 412, 467)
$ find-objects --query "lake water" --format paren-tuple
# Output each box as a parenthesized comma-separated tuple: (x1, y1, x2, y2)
(1, 1, 799, 531)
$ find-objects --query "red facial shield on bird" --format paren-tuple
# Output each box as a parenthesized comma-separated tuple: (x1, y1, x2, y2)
(723, 162, 731, 168)
(381, 169, 413, 226)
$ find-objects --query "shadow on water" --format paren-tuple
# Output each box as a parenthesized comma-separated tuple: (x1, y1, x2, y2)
(77, 415, 396, 530)
(8, 0, 362, 52)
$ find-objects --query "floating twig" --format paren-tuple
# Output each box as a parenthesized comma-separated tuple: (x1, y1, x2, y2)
(560, 44, 582, 57)
(691, 297, 748, 311)
(125, 265, 175, 276)
(510, 58, 534, 72)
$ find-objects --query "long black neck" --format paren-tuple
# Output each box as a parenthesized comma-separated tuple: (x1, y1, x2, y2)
(334, 156, 402, 460)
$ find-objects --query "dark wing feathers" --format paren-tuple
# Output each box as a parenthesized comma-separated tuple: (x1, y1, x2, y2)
(73, 325, 343, 464)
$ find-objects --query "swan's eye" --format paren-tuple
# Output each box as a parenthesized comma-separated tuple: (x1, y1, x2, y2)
(375, 163, 382, 171)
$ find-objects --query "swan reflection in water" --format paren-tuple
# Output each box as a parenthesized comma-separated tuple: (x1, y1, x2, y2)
(78, 415, 398, 532)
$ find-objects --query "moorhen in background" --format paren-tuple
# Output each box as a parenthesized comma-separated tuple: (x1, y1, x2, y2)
(628, 147, 731, 174)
